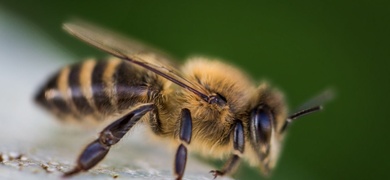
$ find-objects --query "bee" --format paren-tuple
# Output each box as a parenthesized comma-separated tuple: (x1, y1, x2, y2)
(35, 20, 332, 180)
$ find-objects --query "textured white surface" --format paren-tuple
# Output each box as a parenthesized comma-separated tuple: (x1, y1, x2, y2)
(0, 8, 233, 180)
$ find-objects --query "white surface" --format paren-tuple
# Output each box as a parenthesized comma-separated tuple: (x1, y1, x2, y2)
(0, 7, 233, 180)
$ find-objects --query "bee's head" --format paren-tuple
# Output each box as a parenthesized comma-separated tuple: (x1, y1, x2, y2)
(248, 85, 287, 175)
(249, 85, 331, 175)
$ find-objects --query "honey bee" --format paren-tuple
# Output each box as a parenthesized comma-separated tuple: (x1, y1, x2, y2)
(35, 20, 332, 180)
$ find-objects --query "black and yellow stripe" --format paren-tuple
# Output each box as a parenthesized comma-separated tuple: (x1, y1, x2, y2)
(35, 57, 163, 122)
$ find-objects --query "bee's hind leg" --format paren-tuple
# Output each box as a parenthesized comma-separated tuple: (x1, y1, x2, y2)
(174, 108, 193, 180)
(63, 103, 155, 177)
(210, 120, 244, 179)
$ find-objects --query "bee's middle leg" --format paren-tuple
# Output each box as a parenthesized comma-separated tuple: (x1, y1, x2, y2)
(174, 108, 193, 180)
(63, 103, 155, 177)
(210, 120, 244, 178)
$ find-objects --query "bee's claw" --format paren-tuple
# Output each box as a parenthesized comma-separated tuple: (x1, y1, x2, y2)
(63, 167, 82, 178)
(209, 170, 224, 179)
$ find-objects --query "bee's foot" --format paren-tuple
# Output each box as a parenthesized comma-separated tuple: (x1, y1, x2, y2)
(63, 166, 82, 178)
(209, 170, 224, 179)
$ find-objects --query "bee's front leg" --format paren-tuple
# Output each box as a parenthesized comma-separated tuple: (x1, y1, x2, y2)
(63, 103, 155, 177)
(210, 120, 244, 179)
(174, 108, 193, 180)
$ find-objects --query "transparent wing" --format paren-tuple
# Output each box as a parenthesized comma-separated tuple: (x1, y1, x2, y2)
(63, 20, 210, 101)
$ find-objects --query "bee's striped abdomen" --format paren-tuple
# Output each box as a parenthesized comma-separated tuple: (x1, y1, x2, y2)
(68, 61, 95, 116)
(35, 70, 72, 116)
(35, 57, 163, 121)
(90, 60, 114, 114)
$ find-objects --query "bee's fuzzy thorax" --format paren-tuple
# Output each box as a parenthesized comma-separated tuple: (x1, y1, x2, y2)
(182, 57, 257, 114)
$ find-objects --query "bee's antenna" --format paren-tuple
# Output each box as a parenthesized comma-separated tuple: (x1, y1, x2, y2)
(280, 106, 323, 132)
(280, 89, 334, 132)
(287, 105, 323, 122)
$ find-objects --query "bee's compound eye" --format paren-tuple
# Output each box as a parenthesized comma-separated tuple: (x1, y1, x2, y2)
(258, 110, 272, 134)
(251, 106, 273, 145)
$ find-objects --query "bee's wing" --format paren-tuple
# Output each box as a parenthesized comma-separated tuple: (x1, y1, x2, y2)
(63, 20, 210, 101)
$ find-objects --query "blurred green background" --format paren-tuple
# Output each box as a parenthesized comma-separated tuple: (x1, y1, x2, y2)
(1, 1, 389, 179)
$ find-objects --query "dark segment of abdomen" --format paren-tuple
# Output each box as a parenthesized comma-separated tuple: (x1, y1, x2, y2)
(35, 58, 163, 121)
